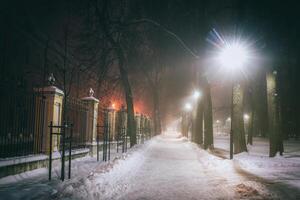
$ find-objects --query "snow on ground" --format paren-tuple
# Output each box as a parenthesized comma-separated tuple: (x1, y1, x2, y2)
(0, 147, 130, 199)
(1, 133, 300, 199)
(214, 135, 300, 199)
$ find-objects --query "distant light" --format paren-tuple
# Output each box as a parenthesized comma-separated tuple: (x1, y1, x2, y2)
(216, 120, 220, 123)
(184, 103, 192, 111)
(193, 90, 201, 100)
(226, 117, 231, 121)
(243, 114, 250, 120)
(218, 42, 250, 71)
(111, 103, 116, 109)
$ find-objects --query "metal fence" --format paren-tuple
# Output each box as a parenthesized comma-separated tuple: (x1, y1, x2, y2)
(0, 92, 47, 158)
(0, 91, 152, 159)
(65, 97, 89, 149)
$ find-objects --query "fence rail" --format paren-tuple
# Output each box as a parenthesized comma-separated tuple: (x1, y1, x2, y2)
(0, 92, 47, 158)
(65, 97, 89, 149)
(0, 91, 153, 160)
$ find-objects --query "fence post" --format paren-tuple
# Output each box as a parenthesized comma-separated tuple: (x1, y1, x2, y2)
(35, 86, 64, 154)
(97, 135, 99, 161)
(48, 121, 53, 180)
(68, 123, 73, 179)
(81, 88, 99, 156)
(141, 114, 145, 144)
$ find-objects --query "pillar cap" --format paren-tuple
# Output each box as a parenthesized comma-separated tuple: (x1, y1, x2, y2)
(35, 86, 64, 96)
(106, 106, 116, 111)
(81, 96, 99, 103)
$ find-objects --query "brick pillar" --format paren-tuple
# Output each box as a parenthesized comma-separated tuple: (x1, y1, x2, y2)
(107, 107, 117, 140)
(35, 86, 64, 154)
(81, 88, 99, 156)
(135, 113, 141, 143)
(81, 95, 99, 146)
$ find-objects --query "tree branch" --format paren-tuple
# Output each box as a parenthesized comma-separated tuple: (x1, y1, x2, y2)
(125, 18, 200, 59)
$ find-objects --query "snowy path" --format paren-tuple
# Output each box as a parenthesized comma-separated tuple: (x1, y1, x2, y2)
(1, 134, 300, 199)
(83, 134, 282, 200)
(117, 134, 235, 200)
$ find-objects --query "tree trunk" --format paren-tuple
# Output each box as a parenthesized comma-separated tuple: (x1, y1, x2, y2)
(94, 0, 137, 147)
(203, 79, 213, 149)
(117, 49, 137, 147)
(247, 86, 255, 145)
(267, 71, 284, 157)
(181, 112, 189, 137)
(247, 109, 254, 145)
(195, 98, 204, 145)
(232, 83, 247, 153)
(153, 87, 162, 135)
(191, 106, 197, 143)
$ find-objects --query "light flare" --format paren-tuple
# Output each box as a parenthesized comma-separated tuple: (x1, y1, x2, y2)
(217, 42, 250, 71)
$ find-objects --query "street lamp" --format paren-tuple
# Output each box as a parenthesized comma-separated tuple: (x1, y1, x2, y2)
(184, 102, 192, 111)
(217, 41, 250, 71)
(192, 90, 201, 100)
(216, 120, 220, 134)
(243, 114, 250, 121)
(217, 41, 250, 159)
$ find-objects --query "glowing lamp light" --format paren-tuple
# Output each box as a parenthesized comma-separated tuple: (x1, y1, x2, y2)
(184, 103, 192, 111)
(226, 117, 231, 121)
(193, 90, 201, 100)
(218, 42, 250, 72)
(243, 114, 250, 120)
(216, 120, 220, 123)
(111, 103, 116, 109)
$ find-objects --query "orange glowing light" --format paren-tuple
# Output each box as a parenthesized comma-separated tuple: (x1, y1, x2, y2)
(111, 103, 116, 109)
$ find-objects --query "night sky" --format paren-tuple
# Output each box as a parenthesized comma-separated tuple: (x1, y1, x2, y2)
(1, 0, 299, 129)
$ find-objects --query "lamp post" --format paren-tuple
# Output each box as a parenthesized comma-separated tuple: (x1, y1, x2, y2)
(217, 42, 250, 159)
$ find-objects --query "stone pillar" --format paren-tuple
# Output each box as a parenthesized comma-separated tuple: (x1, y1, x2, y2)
(119, 106, 127, 130)
(140, 114, 146, 142)
(107, 107, 117, 140)
(149, 117, 153, 138)
(81, 92, 99, 146)
(135, 113, 141, 143)
(35, 86, 64, 154)
(116, 106, 127, 138)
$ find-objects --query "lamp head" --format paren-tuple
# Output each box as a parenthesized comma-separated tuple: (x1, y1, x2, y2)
(217, 42, 250, 72)
(184, 103, 192, 111)
(193, 90, 201, 100)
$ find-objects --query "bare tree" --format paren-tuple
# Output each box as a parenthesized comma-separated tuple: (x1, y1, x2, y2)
(203, 78, 214, 149)
(267, 70, 284, 157)
(232, 83, 247, 153)
(93, 0, 137, 146)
